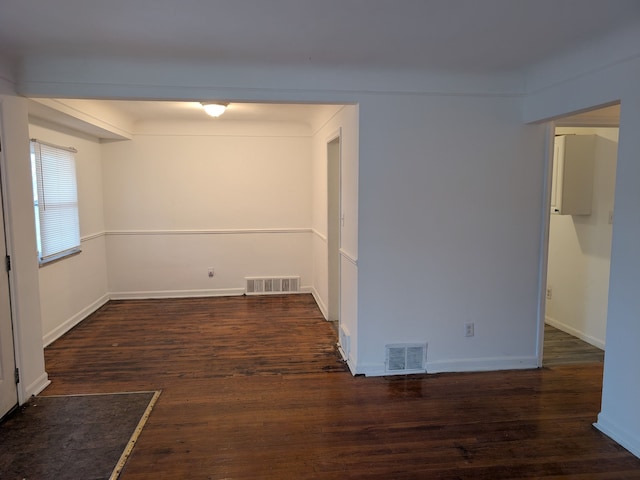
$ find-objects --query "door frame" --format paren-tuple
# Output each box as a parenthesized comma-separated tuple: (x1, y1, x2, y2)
(537, 114, 619, 365)
(326, 129, 342, 326)
(0, 106, 19, 416)
(535, 123, 556, 366)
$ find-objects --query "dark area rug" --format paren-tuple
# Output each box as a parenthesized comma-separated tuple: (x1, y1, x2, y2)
(0, 391, 160, 480)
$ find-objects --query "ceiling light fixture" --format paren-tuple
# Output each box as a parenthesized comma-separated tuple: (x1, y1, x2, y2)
(201, 102, 228, 118)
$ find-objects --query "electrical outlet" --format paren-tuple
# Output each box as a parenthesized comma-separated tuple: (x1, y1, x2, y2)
(464, 322, 474, 337)
(208, 268, 214, 278)
(546, 287, 552, 300)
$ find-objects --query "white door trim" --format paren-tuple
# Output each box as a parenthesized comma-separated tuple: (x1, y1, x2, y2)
(536, 123, 556, 367)
(0, 106, 18, 416)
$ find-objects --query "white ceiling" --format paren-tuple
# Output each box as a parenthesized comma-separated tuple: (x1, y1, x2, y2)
(2, 0, 640, 73)
(5, 1, 638, 126)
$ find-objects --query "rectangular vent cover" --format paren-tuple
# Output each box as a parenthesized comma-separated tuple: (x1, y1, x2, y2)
(385, 344, 426, 373)
(245, 276, 300, 295)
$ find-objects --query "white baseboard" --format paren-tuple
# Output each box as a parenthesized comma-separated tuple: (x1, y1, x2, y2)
(545, 316, 605, 350)
(22, 372, 50, 402)
(595, 412, 640, 459)
(43, 294, 110, 347)
(354, 355, 539, 377)
(337, 343, 348, 361)
(110, 287, 317, 300)
(427, 356, 539, 374)
(310, 286, 328, 319)
(42, 288, 318, 348)
(109, 288, 246, 300)
(336, 336, 357, 376)
(355, 362, 387, 377)
(345, 357, 357, 376)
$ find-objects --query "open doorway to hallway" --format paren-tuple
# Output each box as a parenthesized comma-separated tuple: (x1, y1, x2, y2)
(327, 133, 341, 339)
(542, 104, 619, 366)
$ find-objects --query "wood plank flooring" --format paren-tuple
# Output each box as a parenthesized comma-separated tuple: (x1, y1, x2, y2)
(543, 324, 604, 367)
(42, 295, 640, 479)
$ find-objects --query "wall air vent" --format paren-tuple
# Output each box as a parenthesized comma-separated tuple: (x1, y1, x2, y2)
(245, 276, 300, 295)
(385, 344, 427, 373)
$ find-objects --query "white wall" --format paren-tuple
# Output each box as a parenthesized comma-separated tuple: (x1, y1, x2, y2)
(545, 127, 618, 349)
(310, 105, 359, 366)
(28, 119, 109, 346)
(100, 120, 314, 297)
(357, 94, 546, 375)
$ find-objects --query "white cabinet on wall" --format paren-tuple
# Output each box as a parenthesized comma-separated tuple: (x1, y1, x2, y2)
(551, 134, 596, 215)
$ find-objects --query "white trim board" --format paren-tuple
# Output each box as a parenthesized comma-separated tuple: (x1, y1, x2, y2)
(81, 231, 106, 242)
(109, 288, 245, 300)
(355, 355, 538, 377)
(311, 229, 327, 242)
(310, 286, 328, 320)
(23, 372, 50, 399)
(340, 249, 357, 266)
(81, 229, 313, 241)
(106, 228, 312, 236)
(340, 352, 356, 376)
(110, 286, 314, 300)
(354, 362, 386, 377)
(42, 294, 109, 347)
(427, 356, 539, 374)
(595, 413, 640, 459)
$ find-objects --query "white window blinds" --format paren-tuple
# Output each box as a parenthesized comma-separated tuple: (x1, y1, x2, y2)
(30, 139, 81, 264)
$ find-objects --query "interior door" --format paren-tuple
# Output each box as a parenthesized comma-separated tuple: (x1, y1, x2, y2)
(0, 133, 18, 418)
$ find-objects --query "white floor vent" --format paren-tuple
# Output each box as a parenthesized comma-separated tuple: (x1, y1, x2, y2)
(385, 344, 427, 373)
(245, 276, 300, 295)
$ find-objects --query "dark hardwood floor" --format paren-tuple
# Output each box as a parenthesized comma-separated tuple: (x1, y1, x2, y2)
(42, 295, 640, 479)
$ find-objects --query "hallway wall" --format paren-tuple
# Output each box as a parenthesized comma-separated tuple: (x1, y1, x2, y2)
(546, 127, 618, 349)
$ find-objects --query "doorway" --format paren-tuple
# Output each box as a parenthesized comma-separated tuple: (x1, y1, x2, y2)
(541, 104, 620, 365)
(0, 118, 18, 418)
(327, 133, 341, 327)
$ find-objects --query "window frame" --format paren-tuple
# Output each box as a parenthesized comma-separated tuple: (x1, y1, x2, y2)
(30, 139, 82, 266)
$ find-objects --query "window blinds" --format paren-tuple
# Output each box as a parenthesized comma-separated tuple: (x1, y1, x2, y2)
(30, 139, 81, 263)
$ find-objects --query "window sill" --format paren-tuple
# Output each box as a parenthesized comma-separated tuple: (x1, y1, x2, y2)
(39, 248, 82, 267)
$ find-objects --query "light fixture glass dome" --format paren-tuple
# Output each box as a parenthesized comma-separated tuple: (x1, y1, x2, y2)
(201, 102, 228, 117)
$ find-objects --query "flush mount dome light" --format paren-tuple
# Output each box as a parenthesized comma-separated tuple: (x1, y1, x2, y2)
(201, 102, 228, 118)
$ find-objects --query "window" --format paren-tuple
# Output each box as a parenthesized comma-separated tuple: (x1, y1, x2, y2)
(30, 139, 81, 265)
